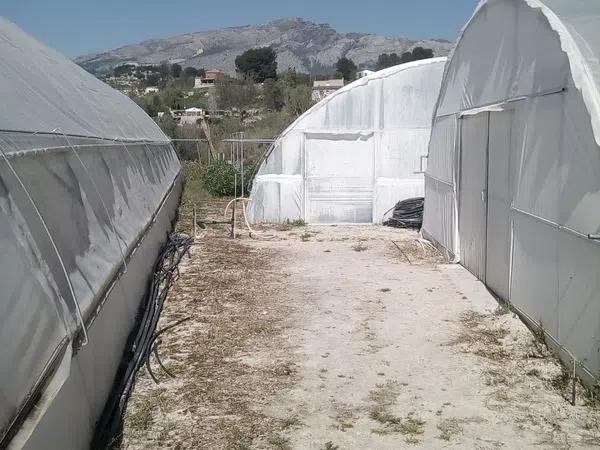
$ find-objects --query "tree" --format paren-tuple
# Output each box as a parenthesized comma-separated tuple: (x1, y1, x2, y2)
(183, 66, 198, 78)
(411, 46, 434, 61)
(399, 47, 435, 64)
(158, 62, 170, 80)
(158, 113, 177, 139)
(336, 56, 357, 81)
(171, 63, 182, 78)
(376, 53, 402, 70)
(215, 76, 258, 110)
(235, 47, 278, 82)
(263, 79, 284, 111)
(280, 68, 310, 88)
(144, 73, 161, 87)
(284, 85, 312, 116)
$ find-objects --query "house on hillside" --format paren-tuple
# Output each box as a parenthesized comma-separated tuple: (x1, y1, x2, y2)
(194, 69, 225, 89)
(311, 79, 345, 102)
(179, 107, 206, 125)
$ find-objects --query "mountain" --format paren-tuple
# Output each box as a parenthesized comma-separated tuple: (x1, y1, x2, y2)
(75, 17, 453, 76)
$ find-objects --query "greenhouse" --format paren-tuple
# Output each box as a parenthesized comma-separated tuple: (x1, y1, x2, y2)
(422, 0, 600, 384)
(247, 58, 447, 224)
(0, 18, 182, 448)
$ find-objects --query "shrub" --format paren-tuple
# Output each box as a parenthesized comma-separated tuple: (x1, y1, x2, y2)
(202, 160, 254, 197)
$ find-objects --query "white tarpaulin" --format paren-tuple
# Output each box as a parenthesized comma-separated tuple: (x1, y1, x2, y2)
(422, 0, 600, 384)
(247, 58, 446, 224)
(0, 18, 181, 448)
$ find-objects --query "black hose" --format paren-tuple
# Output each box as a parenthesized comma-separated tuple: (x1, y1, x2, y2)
(383, 197, 424, 229)
(91, 232, 193, 449)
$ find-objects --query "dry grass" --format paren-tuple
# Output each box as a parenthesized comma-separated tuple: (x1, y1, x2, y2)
(367, 380, 425, 439)
(445, 311, 510, 360)
(351, 242, 368, 252)
(121, 220, 295, 449)
(389, 239, 446, 265)
(437, 418, 463, 441)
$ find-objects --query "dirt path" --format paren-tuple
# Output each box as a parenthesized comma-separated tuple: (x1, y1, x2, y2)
(122, 223, 600, 449)
(247, 225, 600, 449)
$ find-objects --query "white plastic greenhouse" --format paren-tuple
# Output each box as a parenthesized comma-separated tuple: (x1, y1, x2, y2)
(247, 58, 447, 224)
(0, 19, 182, 448)
(422, 0, 600, 384)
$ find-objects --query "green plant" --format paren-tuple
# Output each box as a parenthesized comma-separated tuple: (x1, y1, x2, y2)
(202, 161, 254, 197)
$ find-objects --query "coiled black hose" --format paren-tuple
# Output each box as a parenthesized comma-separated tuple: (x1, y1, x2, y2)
(92, 232, 193, 449)
(383, 197, 424, 229)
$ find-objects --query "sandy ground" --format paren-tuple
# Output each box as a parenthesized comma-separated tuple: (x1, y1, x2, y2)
(122, 222, 600, 449)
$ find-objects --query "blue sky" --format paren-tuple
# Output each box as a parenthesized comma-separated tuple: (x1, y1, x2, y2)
(3, 0, 480, 57)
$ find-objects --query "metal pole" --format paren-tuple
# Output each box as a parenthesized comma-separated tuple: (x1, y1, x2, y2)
(195, 140, 201, 165)
(231, 173, 237, 239)
(241, 132, 245, 198)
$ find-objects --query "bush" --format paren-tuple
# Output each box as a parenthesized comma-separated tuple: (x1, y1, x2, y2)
(202, 160, 254, 197)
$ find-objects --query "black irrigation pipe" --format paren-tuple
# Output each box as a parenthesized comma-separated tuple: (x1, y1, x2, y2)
(383, 197, 425, 229)
(92, 232, 193, 450)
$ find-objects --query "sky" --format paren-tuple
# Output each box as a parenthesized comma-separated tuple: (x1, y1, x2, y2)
(3, 0, 480, 57)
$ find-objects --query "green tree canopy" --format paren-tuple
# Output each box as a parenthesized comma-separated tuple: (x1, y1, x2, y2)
(263, 79, 285, 111)
(235, 47, 278, 82)
(158, 62, 170, 80)
(171, 63, 182, 78)
(336, 56, 357, 81)
(376, 53, 402, 70)
(376, 47, 434, 70)
(410, 47, 434, 61)
(284, 85, 313, 116)
(183, 66, 198, 78)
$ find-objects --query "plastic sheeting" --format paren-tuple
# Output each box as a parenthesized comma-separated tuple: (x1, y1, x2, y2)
(422, 0, 600, 382)
(247, 58, 446, 224)
(0, 19, 181, 446)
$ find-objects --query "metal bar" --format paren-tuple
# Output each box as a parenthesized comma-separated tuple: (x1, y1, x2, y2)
(436, 86, 567, 119)
(222, 138, 276, 144)
(423, 172, 454, 187)
(511, 206, 600, 245)
(0, 128, 172, 144)
(0, 141, 167, 160)
(240, 132, 245, 198)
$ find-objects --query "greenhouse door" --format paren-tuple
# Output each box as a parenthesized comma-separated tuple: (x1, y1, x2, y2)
(305, 133, 374, 223)
(459, 111, 512, 299)
(459, 113, 489, 281)
(485, 110, 512, 300)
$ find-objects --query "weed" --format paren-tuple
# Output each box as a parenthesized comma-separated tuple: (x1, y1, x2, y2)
(437, 418, 463, 441)
(267, 434, 291, 450)
(321, 442, 339, 450)
(550, 366, 572, 392)
(300, 232, 312, 242)
(352, 242, 368, 252)
(281, 416, 304, 430)
(288, 218, 306, 227)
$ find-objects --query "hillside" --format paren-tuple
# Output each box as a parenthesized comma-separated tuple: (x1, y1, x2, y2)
(75, 17, 453, 75)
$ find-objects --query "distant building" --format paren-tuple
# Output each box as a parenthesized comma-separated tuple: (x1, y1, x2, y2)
(356, 69, 375, 79)
(144, 86, 160, 94)
(194, 69, 225, 89)
(311, 79, 345, 102)
(179, 107, 205, 125)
